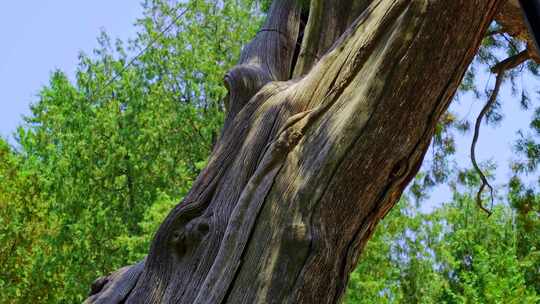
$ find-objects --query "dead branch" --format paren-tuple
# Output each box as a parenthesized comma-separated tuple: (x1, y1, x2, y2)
(471, 49, 531, 216)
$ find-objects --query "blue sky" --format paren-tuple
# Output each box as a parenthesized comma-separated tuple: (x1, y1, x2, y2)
(433, 80, 535, 209)
(0, 1, 142, 139)
(0, 2, 537, 210)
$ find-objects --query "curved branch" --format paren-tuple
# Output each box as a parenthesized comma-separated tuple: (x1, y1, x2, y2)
(471, 49, 530, 216)
(222, 0, 302, 129)
(470, 76, 500, 216)
(490, 49, 531, 73)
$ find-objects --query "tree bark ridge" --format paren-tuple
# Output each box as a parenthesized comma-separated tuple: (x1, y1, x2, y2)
(86, 0, 504, 303)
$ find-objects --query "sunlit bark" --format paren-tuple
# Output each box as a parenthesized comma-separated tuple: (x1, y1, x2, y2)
(86, 0, 503, 303)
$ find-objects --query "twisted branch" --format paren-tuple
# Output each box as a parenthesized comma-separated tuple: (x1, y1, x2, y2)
(471, 49, 530, 216)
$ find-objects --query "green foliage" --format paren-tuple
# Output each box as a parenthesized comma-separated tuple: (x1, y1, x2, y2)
(0, 138, 53, 301)
(1, 0, 261, 302)
(346, 187, 540, 303)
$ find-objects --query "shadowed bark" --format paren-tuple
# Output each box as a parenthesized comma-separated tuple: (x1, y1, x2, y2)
(86, 0, 508, 303)
(496, 0, 540, 60)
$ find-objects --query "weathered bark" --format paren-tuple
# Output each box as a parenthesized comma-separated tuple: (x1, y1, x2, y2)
(86, 0, 507, 303)
(496, 0, 540, 60)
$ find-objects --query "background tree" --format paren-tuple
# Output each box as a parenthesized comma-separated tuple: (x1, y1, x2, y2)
(347, 172, 540, 303)
(1, 1, 261, 302)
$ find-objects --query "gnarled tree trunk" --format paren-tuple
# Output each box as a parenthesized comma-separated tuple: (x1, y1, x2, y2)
(86, 0, 503, 303)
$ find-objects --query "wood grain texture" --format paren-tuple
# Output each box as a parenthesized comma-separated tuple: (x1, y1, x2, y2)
(86, 0, 504, 303)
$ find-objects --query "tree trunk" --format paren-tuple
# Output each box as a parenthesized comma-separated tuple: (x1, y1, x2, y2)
(86, 0, 503, 303)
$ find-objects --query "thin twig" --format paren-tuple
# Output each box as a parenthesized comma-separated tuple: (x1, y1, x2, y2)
(471, 74, 501, 216)
(490, 50, 531, 74)
(471, 50, 530, 216)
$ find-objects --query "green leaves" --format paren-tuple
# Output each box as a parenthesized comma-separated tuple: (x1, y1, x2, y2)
(346, 190, 540, 303)
(1, 0, 262, 302)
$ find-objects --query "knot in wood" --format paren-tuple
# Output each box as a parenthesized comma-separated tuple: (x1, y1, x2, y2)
(288, 130, 303, 147)
(283, 223, 309, 248)
(89, 276, 109, 296)
(273, 139, 289, 155)
(391, 158, 408, 179)
(273, 129, 303, 156)
(171, 217, 211, 257)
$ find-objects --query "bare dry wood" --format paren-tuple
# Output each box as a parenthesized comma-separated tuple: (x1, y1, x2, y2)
(496, 0, 540, 61)
(471, 49, 531, 216)
(86, 0, 513, 303)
